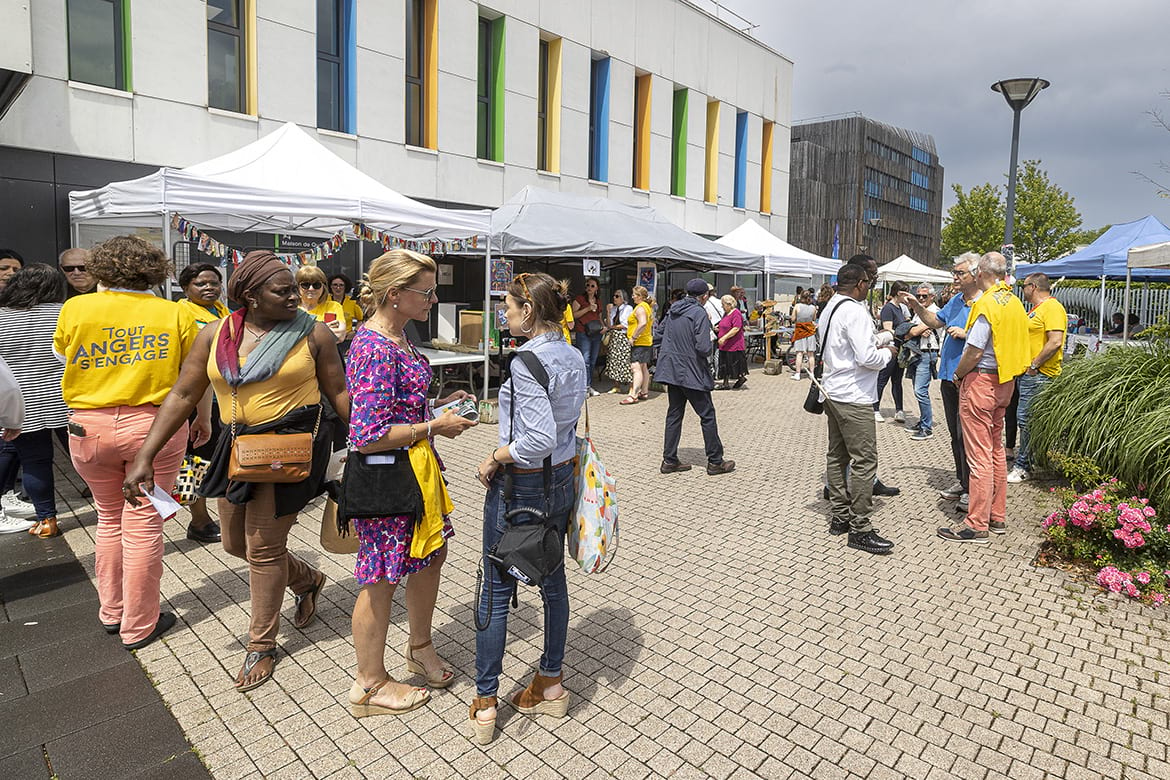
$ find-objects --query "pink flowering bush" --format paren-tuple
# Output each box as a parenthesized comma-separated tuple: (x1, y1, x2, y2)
(1044, 479, 1169, 606)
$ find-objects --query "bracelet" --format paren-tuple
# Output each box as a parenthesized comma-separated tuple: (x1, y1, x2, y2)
(427, 420, 432, 439)
(491, 449, 504, 465)
(409, 423, 416, 445)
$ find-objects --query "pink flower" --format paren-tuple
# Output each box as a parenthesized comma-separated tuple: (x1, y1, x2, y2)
(1153, 593, 1165, 606)
(1126, 583, 1140, 598)
(1137, 572, 1151, 585)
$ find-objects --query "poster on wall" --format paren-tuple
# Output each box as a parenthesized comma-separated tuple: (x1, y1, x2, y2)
(583, 258, 601, 277)
(490, 258, 513, 297)
(636, 262, 657, 297)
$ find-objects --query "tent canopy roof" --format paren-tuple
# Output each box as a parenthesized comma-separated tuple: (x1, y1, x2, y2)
(1128, 240, 1170, 270)
(876, 254, 953, 284)
(1018, 216, 1170, 281)
(489, 186, 763, 271)
(68, 122, 489, 239)
(714, 219, 839, 276)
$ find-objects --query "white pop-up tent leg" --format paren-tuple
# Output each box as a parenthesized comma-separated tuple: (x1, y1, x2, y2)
(1097, 275, 1106, 338)
(1122, 266, 1132, 342)
(482, 236, 492, 400)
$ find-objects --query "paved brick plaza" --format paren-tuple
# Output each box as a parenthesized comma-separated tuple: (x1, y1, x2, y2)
(49, 373, 1170, 779)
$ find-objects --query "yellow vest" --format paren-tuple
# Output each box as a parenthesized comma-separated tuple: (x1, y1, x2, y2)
(965, 281, 1031, 383)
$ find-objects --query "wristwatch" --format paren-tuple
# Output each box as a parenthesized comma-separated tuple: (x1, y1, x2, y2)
(1028, 363, 1039, 372)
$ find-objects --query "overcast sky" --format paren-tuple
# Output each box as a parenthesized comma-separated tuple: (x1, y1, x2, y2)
(718, 0, 1170, 231)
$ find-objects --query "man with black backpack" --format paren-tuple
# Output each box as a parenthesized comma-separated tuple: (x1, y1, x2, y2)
(817, 264, 898, 555)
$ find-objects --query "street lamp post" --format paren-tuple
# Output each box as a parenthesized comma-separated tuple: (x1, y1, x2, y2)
(991, 77, 1050, 276)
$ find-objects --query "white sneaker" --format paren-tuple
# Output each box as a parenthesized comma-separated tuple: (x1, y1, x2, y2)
(938, 482, 964, 500)
(790, 373, 801, 380)
(1006, 468, 1030, 484)
(874, 411, 885, 422)
(957, 493, 969, 512)
(0, 508, 36, 534)
(1, 491, 36, 519)
(893, 411, 906, 423)
(586, 387, 601, 397)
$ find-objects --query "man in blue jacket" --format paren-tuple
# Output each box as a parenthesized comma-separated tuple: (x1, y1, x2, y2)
(654, 278, 735, 475)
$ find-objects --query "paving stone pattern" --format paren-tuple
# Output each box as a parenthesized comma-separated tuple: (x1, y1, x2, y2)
(47, 374, 1170, 779)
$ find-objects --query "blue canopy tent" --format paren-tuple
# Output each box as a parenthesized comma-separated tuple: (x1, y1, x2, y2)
(1017, 215, 1170, 335)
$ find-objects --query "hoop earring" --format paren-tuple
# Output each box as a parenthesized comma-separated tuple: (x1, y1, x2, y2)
(519, 318, 534, 334)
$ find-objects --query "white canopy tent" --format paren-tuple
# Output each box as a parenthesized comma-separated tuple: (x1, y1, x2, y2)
(68, 122, 495, 394)
(876, 254, 953, 285)
(714, 219, 840, 277)
(1123, 241, 1170, 340)
(489, 186, 763, 271)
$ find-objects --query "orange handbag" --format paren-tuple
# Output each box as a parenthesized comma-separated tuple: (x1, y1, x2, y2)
(227, 392, 322, 483)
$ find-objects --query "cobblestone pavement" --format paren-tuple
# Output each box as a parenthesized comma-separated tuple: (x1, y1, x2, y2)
(51, 371, 1170, 779)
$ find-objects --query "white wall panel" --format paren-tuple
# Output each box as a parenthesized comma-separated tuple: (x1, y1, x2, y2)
(256, 19, 315, 125)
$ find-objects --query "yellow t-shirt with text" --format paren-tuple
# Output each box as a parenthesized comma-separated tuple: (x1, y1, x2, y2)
(305, 299, 347, 326)
(1029, 296, 1067, 377)
(54, 291, 200, 409)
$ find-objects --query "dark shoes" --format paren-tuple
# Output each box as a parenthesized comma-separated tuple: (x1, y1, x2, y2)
(873, 480, 901, 497)
(660, 461, 693, 474)
(706, 460, 736, 475)
(732, 377, 746, 389)
(848, 531, 895, 555)
(186, 520, 221, 544)
(123, 611, 177, 651)
(829, 519, 849, 536)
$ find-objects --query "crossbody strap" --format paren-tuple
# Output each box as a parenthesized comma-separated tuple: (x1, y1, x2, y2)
(506, 350, 553, 517)
(815, 298, 859, 364)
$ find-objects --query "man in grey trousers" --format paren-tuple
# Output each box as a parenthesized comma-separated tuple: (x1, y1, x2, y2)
(818, 264, 897, 555)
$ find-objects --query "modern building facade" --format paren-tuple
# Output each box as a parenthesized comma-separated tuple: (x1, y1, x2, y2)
(0, 0, 793, 269)
(788, 114, 944, 266)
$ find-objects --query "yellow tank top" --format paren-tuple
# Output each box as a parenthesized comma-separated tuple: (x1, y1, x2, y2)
(207, 320, 319, 425)
(627, 301, 653, 346)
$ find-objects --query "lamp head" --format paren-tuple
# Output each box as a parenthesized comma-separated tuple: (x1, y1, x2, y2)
(991, 78, 1050, 111)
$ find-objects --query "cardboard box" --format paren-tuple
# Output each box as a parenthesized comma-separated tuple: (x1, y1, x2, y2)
(459, 311, 484, 346)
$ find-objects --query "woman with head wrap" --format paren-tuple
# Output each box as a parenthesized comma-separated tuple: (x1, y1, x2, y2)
(52, 236, 206, 648)
(125, 251, 350, 691)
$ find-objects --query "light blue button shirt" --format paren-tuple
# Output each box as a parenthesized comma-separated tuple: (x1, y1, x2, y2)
(499, 331, 586, 468)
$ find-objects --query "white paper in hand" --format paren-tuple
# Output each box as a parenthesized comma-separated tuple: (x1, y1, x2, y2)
(145, 484, 182, 520)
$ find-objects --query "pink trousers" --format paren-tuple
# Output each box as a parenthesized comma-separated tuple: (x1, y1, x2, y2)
(958, 373, 1015, 532)
(70, 406, 187, 645)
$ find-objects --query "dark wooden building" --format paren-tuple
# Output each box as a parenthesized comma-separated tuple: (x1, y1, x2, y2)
(789, 114, 944, 266)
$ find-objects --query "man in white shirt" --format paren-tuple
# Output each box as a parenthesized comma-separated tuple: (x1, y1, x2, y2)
(818, 263, 898, 555)
(702, 282, 722, 376)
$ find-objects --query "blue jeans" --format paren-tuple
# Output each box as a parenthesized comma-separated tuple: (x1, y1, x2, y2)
(476, 461, 575, 697)
(913, 351, 937, 430)
(0, 429, 58, 520)
(1014, 372, 1050, 470)
(574, 331, 602, 386)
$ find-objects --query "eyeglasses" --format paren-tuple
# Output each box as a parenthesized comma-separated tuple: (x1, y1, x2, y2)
(916, 294, 931, 300)
(298, 281, 323, 290)
(62, 265, 86, 273)
(404, 285, 438, 298)
(1022, 282, 1036, 289)
(951, 269, 972, 277)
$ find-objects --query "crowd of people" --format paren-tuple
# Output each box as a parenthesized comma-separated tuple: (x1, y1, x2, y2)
(0, 234, 1072, 748)
(813, 251, 1068, 554)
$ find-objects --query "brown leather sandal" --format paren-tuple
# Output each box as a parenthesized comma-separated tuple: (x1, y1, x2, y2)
(403, 639, 455, 688)
(512, 672, 570, 717)
(292, 570, 326, 629)
(34, 517, 60, 538)
(349, 679, 429, 718)
(469, 695, 497, 744)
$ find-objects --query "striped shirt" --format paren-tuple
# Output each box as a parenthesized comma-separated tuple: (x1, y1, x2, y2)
(0, 303, 69, 432)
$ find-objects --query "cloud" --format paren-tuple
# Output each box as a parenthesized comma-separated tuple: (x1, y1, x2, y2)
(723, 0, 1170, 229)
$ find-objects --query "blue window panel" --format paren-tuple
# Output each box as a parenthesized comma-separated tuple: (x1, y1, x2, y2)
(589, 57, 610, 182)
(733, 111, 748, 208)
(343, 0, 356, 133)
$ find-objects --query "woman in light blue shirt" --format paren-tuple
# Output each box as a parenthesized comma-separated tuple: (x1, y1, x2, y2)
(470, 272, 585, 744)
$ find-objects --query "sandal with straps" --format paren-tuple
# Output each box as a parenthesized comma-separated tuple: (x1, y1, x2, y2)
(235, 648, 278, 693)
(469, 695, 498, 745)
(619, 396, 639, 405)
(404, 639, 456, 688)
(292, 571, 326, 629)
(349, 679, 430, 718)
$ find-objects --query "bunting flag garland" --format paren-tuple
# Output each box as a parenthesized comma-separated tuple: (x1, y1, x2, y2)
(171, 213, 347, 268)
(170, 214, 482, 269)
(351, 223, 480, 255)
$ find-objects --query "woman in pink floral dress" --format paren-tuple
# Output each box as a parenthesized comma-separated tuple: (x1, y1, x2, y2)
(344, 250, 476, 718)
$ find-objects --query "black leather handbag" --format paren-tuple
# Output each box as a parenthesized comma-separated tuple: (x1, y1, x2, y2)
(337, 448, 424, 524)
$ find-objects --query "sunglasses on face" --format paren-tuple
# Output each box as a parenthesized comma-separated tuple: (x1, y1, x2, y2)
(917, 294, 931, 299)
(404, 285, 438, 298)
(62, 265, 86, 272)
(298, 281, 323, 290)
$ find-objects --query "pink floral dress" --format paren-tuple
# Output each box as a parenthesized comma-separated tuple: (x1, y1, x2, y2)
(345, 328, 453, 585)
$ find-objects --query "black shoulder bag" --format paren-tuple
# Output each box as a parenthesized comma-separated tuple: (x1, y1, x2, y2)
(803, 298, 854, 415)
(474, 350, 564, 631)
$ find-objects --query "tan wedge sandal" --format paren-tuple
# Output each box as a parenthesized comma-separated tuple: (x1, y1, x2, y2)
(404, 639, 455, 688)
(511, 672, 570, 717)
(349, 679, 430, 719)
(469, 696, 497, 744)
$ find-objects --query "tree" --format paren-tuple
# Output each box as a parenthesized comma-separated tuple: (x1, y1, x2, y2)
(940, 182, 1004, 259)
(939, 160, 1083, 264)
(1134, 90, 1170, 198)
(1071, 224, 1111, 247)
(1011, 160, 1083, 265)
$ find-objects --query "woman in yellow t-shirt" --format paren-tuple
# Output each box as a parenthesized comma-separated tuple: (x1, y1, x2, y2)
(621, 285, 654, 404)
(296, 265, 348, 342)
(52, 236, 204, 651)
(125, 251, 350, 693)
(175, 262, 229, 545)
(328, 273, 365, 332)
